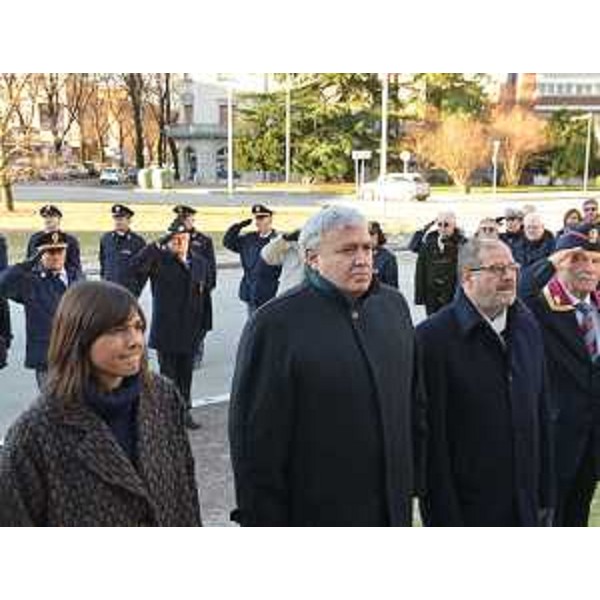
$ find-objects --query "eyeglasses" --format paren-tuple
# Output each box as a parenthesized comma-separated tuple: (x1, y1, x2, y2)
(470, 263, 520, 276)
(584, 207, 597, 213)
(437, 221, 451, 227)
(479, 227, 498, 234)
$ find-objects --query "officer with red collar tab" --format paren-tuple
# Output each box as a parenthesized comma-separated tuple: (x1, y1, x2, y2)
(523, 222, 600, 526)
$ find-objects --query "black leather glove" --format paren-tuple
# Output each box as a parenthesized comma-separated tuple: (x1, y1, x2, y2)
(282, 229, 301, 242)
(239, 219, 252, 228)
(22, 249, 43, 270)
(424, 220, 436, 231)
(156, 232, 174, 247)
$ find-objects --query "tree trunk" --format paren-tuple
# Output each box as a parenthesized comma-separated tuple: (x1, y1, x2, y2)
(0, 178, 15, 212)
(168, 137, 179, 180)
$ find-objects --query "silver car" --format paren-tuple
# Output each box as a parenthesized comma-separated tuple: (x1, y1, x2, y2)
(360, 172, 430, 202)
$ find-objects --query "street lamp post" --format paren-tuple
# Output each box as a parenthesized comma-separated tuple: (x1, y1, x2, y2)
(573, 112, 594, 193)
(227, 84, 234, 196)
(492, 140, 501, 196)
(380, 73, 389, 181)
(285, 73, 291, 185)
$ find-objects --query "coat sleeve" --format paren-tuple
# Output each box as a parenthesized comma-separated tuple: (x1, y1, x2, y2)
(414, 247, 427, 305)
(129, 242, 162, 280)
(98, 236, 106, 279)
(66, 234, 82, 275)
(538, 359, 557, 523)
(0, 424, 48, 526)
(416, 326, 464, 526)
(228, 314, 294, 526)
(383, 252, 399, 288)
(517, 258, 555, 300)
(0, 236, 8, 270)
(260, 235, 290, 266)
(0, 263, 32, 304)
(412, 340, 427, 498)
(223, 223, 245, 254)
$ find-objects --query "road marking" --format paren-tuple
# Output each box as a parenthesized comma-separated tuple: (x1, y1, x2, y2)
(192, 393, 230, 408)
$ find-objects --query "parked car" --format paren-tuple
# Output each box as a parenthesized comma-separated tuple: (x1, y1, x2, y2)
(65, 163, 89, 179)
(360, 172, 430, 202)
(99, 167, 124, 185)
(83, 161, 100, 177)
(125, 167, 139, 184)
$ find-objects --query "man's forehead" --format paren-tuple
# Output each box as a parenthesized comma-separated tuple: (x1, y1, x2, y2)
(480, 244, 512, 262)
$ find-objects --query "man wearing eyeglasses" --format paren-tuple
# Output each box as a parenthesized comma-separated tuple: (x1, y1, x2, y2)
(417, 239, 554, 526)
(413, 212, 467, 316)
(523, 223, 600, 526)
(582, 199, 600, 225)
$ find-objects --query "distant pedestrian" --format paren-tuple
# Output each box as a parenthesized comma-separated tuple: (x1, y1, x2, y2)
(369, 221, 398, 288)
(475, 217, 500, 241)
(499, 207, 525, 257)
(223, 204, 281, 315)
(413, 212, 467, 316)
(514, 213, 555, 269)
(26, 205, 82, 275)
(0, 231, 84, 388)
(0, 281, 202, 526)
(582, 198, 600, 225)
(556, 208, 583, 238)
(99, 204, 147, 297)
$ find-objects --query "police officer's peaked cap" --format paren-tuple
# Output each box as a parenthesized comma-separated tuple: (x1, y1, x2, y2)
(40, 204, 62, 218)
(173, 204, 196, 217)
(556, 222, 600, 253)
(251, 204, 273, 217)
(112, 204, 134, 218)
(35, 231, 68, 251)
(167, 217, 189, 234)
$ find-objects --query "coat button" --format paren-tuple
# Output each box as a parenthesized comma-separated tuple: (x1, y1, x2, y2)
(351, 311, 359, 320)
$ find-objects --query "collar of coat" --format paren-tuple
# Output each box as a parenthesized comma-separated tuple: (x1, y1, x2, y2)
(542, 276, 600, 312)
(453, 287, 523, 337)
(305, 267, 379, 309)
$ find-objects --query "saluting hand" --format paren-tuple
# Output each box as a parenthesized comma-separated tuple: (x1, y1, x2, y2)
(239, 219, 253, 228)
(549, 248, 583, 270)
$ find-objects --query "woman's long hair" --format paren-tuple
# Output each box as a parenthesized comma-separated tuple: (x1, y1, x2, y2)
(45, 280, 152, 405)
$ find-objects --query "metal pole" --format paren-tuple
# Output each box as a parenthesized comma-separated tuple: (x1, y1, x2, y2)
(584, 113, 592, 193)
(380, 73, 389, 181)
(355, 159, 359, 198)
(285, 74, 291, 185)
(227, 85, 234, 196)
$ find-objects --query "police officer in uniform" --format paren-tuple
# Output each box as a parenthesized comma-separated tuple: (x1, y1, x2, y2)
(99, 204, 147, 297)
(173, 205, 217, 369)
(223, 204, 281, 316)
(27, 205, 82, 275)
(129, 217, 211, 430)
(0, 231, 83, 388)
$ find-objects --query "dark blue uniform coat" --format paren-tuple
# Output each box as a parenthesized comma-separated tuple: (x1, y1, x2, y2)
(374, 247, 399, 288)
(0, 262, 83, 369)
(0, 235, 11, 365)
(416, 289, 555, 526)
(189, 230, 217, 334)
(223, 223, 281, 308)
(99, 229, 147, 296)
(524, 279, 600, 498)
(129, 243, 210, 355)
(27, 230, 82, 275)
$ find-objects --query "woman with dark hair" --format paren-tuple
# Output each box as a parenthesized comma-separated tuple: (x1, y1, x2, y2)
(556, 208, 583, 238)
(369, 221, 398, 288)
(0, 280, 202, 526)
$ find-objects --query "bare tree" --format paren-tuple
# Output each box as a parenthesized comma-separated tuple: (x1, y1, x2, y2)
(122, 73, 147, 168)
(491, 105, 549, 186)
(413, 113, 490, 193)
(37, 73, 95, 164)
(0, 74, 38, 211)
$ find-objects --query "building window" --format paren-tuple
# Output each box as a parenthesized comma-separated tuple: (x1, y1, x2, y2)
(584, 84, 593, 95)
(547, 83, 555, 95)
(565, 84, 573, 95)
(556, 84, 564, 94)
(219, 104, 228, 127)
(184, 104, 194, 124)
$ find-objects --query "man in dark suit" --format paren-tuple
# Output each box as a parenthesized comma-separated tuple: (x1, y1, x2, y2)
(0, 233, 11, 369)
(223, 204, 281, 316)
(99, 204, 147, 297)
(173, 205, 217, 369)
(417, 238, 554, 526)
(523, 223, 600, 526)
(26, 205, 82, 275)
(0, 231, 83, 388)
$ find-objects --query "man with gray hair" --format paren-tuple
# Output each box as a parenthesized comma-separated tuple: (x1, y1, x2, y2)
(229, 205, 424, 526)
(416, 238, 554, 526)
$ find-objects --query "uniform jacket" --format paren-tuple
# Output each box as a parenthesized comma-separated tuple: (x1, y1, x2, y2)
(223, 223, 281, 307)
(229, 271, 425, 527)
(0, 373, 202, 526)
(524, 277, 600, 487)
(416, 289, 555, 526)
(374, 247, 399, 288)
(189, 229, 217, 333)
(512, 230, 555, 268)
(129, 243, 210, 354)
(499, 230, 524, 258)
(0, 261, 83, 369)
(99, 229, 147, 296)
(27, 230, 82, 275)
(414, 230, 467, 312)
